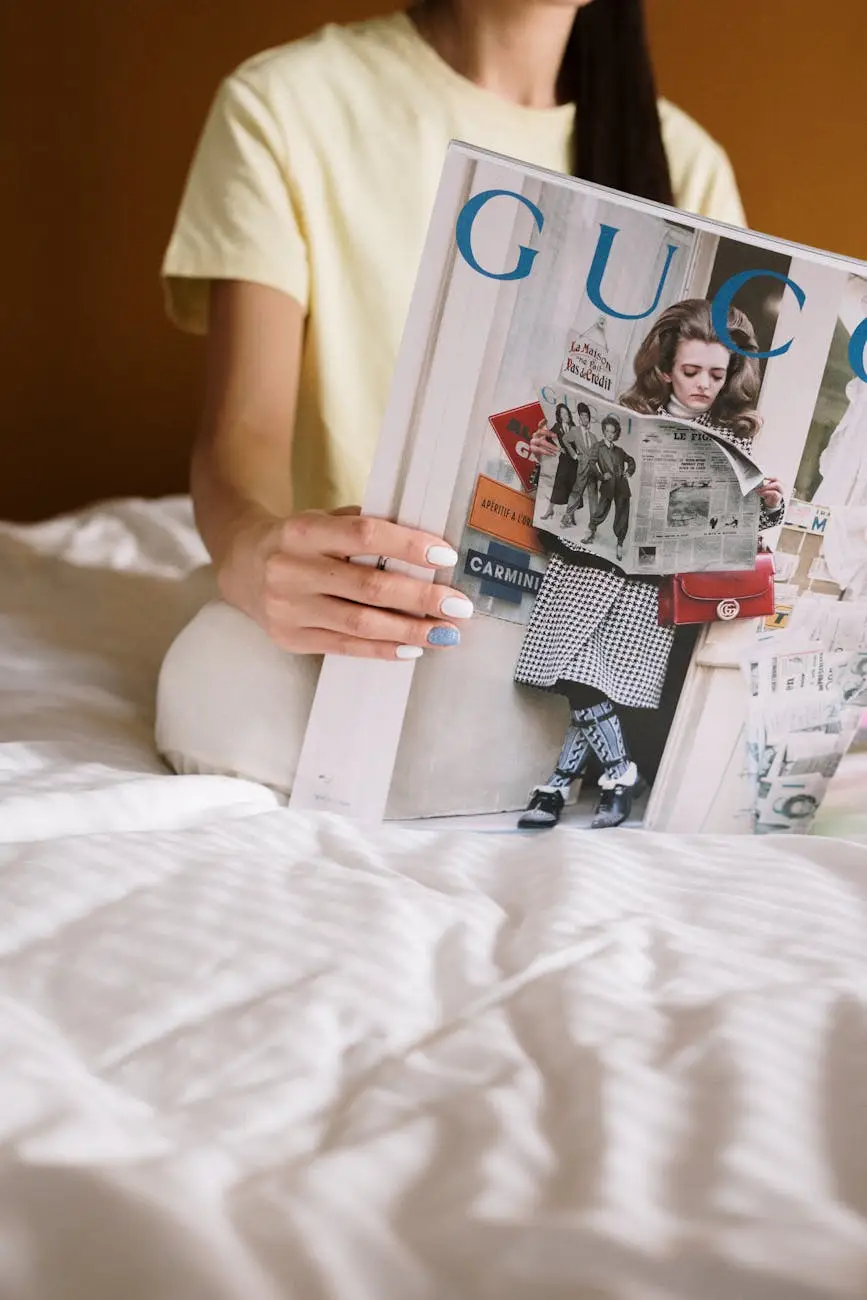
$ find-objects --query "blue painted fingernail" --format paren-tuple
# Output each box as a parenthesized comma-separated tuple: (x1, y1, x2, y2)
(427, 625, 460, 646)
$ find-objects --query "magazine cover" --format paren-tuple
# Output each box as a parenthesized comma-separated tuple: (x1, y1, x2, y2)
(290, 142, 867, 833)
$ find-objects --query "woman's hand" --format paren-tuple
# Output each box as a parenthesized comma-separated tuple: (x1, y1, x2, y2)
(528, 419, 560, 460)
(759, 477, 784, 512)
(217, 506, 473, 660)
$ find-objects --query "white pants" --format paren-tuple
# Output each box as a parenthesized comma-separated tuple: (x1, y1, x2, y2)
(155, 591, 573, 820)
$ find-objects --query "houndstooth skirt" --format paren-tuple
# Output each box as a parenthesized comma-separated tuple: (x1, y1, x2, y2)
(514, 554, 676, 710)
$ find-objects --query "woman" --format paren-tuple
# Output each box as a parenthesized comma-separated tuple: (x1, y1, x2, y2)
(539, 402, 580, 522)
(156, 0, 750, 796)
(515, 298, 784, 831)
(620, 297, 766, 437)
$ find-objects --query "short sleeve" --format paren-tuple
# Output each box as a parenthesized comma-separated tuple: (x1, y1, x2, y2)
(694, 147, 747, 229)
(161, 73, 309, 334)
(660, 100, 748, 229)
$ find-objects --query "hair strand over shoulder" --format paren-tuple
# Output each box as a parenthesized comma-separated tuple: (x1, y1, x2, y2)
(557, 0, 674, 206)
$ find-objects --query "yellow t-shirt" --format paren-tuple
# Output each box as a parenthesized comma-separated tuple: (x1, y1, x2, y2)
(162, 10, 747, 515)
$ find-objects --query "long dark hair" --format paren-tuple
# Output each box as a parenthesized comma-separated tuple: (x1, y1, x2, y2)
(554, 402, 574, 432)
(557, 0, 674, 206)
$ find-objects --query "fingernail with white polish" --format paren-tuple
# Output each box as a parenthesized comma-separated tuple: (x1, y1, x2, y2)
(426, 544, 459, 568)
(440, 595, 474, 619)
(396, 645, 424, 659)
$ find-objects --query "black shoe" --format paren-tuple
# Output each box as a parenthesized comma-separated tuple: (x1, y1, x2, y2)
(590, 775, 647, 829)
(518, 786, 565, 829)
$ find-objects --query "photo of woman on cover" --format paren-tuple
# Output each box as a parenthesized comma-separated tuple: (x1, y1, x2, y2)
(514, 297, 786, 831)
(540, 402, 586, 521)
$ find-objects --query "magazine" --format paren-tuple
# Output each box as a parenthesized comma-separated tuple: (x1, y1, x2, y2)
(290, 141, 867, 834)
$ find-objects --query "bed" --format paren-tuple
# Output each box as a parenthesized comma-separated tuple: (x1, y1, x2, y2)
(1, 495, 866, 1300)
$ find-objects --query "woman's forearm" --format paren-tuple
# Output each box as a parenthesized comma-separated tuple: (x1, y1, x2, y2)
(190, 279, 304, 569)
(190, 437, 289, 569)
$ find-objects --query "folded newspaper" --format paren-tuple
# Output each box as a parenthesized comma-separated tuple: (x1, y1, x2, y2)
(531, 389, 763, 575)
(290, 141, 867, 833)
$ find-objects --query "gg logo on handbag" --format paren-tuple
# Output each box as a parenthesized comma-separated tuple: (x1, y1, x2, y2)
(716, 598, 742, 621)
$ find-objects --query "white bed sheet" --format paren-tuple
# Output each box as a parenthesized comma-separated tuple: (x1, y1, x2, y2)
(1, 496, 866, 1299)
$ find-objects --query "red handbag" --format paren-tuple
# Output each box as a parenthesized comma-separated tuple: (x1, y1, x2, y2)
(657, 552, 776, 626)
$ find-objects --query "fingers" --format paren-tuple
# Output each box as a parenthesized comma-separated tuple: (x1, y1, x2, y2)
(278, 627, 430, 661)
(281, 510, 460, 569)
(260, 557, 471, 654)
(255, 508, 475, 661)
(263, 552, 474, 621)
(529, 436, 558, 459)
(313, 556, 473, 621)
(303, 596, 463, 651)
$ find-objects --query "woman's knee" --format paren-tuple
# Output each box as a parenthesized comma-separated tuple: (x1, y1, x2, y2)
(155, 599, 321, 795)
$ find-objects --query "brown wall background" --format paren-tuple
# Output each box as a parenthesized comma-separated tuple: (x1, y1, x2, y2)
(3, 1, 864, 521)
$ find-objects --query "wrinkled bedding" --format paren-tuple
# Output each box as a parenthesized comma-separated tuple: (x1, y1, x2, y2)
(0, 497, 865, 1299)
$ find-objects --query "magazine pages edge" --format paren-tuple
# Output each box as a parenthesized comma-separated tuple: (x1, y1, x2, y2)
(289, 145, 484, 819)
